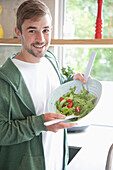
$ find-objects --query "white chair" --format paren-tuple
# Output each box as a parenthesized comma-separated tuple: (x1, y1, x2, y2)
(106, 144, 113, 170)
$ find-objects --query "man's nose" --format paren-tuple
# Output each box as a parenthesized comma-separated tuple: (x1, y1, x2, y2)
(35, 32, 44, 42)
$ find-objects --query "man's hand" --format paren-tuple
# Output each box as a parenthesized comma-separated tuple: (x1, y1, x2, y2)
(44, 113, 76, 133)
(73, 72, 91, 83)
(73, 73, 86, 84)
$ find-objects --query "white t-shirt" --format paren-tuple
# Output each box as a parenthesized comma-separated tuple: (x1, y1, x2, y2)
(12, 57, 64, 170)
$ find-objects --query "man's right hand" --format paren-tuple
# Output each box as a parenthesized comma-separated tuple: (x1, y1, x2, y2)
(44, 113, 76, 133)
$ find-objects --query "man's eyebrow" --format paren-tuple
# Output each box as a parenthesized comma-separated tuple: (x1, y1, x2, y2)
(26, 26, 50, 30)
(43, 26, 50, 29)
(26, 26, 37, 30)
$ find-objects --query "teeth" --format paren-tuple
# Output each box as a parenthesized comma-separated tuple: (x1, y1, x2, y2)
(34, 45, 44, 48)
(36, 46, 43, 48)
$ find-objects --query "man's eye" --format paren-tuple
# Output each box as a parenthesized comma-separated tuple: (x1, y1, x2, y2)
(29, 30, 36, 33)
(43, 29, 50, 33)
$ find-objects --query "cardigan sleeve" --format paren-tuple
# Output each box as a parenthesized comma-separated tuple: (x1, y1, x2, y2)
(45, 50, 74, 84)
(0, 80, 47, 146)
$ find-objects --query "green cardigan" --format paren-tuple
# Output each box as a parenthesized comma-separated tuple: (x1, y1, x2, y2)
(0, 50, 73, 170)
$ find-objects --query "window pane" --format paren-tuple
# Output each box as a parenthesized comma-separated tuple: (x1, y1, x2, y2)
(63, 47, 113, 81)
(64, 0, 113, 39)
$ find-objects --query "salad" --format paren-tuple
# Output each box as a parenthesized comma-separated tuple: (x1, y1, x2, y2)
(55, 85, 97, 121)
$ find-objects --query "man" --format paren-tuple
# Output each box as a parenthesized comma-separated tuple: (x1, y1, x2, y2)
(0, 0, 86, 170)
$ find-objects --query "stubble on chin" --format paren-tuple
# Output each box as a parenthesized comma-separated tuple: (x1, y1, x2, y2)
(21, 36, 50, 61)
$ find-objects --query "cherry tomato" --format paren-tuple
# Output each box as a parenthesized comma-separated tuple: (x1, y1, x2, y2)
(66, 99, 72, 103)
(67, 102, 73, 108)
(59, 97, 64, 102)
(75, 107, 81, 113)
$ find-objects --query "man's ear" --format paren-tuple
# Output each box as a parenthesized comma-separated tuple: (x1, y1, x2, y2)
(51, 26, 53, 32)
(15, 27, 21, 39)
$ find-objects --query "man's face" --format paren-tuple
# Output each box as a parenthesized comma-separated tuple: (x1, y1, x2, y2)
(18, 14, 52, 62)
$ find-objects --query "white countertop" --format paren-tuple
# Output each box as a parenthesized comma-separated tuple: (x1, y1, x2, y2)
(67, 125, 113, 170)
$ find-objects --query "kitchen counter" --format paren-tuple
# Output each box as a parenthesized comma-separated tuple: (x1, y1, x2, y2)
(67, 125, 113, 170)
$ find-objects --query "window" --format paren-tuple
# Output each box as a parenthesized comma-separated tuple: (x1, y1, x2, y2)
(63, 47, 113, 81)
(61, 0, 113, 81)
(64, 0, 113, 39)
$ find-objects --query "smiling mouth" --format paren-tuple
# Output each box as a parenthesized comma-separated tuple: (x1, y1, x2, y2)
(33, 43, 46, 49)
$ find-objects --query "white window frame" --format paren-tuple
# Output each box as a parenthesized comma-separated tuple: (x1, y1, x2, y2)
(54, 0, 65, 68)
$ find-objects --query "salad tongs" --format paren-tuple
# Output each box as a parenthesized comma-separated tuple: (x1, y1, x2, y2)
(75, 51, 96, 94)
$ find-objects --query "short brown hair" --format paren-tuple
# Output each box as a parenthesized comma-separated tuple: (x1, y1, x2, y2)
(16, 0, 52, 33)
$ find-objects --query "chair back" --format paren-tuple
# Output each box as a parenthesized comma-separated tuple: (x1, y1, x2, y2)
(106, 144, 113, 170)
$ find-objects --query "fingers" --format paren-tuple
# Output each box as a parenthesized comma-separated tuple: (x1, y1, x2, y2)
(46, 122, 77, 133)
(50, 113, 66, 119)
(44, 113, 66, 123)
(44, 113, 77, 133)
(73, 73, 86, 84)
(58, 122, 77, 129)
